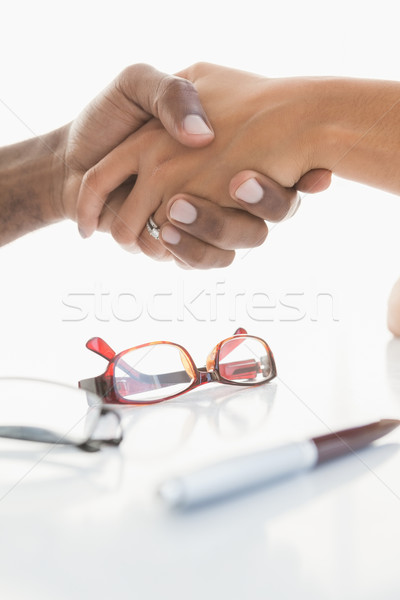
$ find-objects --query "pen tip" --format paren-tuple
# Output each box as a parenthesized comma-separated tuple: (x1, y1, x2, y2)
(158, 479, 184, 508)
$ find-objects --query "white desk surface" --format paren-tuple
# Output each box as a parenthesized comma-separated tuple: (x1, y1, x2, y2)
(0, 320, 399, 600)
(1, 182, 400, 599)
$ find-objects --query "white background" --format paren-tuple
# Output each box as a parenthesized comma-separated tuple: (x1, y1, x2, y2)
(1, 0, 399, 382)
(1, 2, 400, 599)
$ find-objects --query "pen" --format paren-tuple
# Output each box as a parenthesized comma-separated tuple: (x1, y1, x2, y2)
(158, 419, 400, 509)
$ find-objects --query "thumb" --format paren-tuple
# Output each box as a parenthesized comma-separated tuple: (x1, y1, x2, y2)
(295, 169, 332, 194)
(113, 64, 215, 148)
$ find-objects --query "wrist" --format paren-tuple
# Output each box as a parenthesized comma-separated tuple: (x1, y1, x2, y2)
(308, 77, 400, 193)
(252, 76, 331, 186)
(0, 126, 67, 245)
(307, 77, 356, 169)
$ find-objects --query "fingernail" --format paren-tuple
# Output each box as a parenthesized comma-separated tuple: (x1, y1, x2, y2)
(78, 226, 89, 239)
(235, 178, 264, 204)
(161, 224, 181, 245)
(183, 114, 213, 136)
(170, 199, 197, 224)
(284, 193, 302, 220)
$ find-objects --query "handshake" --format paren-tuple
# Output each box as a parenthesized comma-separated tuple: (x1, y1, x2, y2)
(2, 61, 400, 323)
(63, 62, 334, 269)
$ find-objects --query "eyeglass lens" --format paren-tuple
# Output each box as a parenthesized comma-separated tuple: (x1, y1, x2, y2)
(114, 344, 194, 403)
(218, 337, 273, 383)
(113, 336, 273, 402)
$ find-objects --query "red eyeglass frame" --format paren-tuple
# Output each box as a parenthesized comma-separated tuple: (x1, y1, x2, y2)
(78, 327, 277, 405)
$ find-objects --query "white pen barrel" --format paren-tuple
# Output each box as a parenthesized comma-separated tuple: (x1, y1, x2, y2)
(160, 440, 318, 509)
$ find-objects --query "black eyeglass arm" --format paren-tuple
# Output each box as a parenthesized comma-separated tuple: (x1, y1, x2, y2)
(78, 377, 98, 395)
(0, 425, 101, 452)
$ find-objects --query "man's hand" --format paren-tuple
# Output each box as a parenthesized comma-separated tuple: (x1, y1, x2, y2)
(153, 169, 331, 269)
(60, 63, 214, 227)
(0, 63, 216, 247)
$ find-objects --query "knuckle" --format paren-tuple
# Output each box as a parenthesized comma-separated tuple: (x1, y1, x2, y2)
(182, 243, 209, 270)
(186, 62, 212, 78)
(158, 76, 195, 105)
(204, 214, 226, 243)
(119, 63, 149, 84)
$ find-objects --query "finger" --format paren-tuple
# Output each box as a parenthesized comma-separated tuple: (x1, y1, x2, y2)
(158, 224, 236, 270)
(95, 176, 136, 233)
(136, 212, 173, 262)
(80, 64, 214, 166)
(296, 169, 332, 194)
(229, 170, 300, 222)
(114, 64, 214, 148)
(173, 258, 194, 270)
(98, 187, 173, 262)
(157, 194, 268, 250)
(108, 174, 163, 255)
(76, 137, 141, 238)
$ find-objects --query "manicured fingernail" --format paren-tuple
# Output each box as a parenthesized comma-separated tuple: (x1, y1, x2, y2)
(161, 224, 181, 245)
(235, 178, 264, 204)
(183, 114, 213, 136)
(170, 199, 197, 224)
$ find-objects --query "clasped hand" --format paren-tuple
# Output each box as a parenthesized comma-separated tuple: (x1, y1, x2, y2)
(64, 63, 330, 269)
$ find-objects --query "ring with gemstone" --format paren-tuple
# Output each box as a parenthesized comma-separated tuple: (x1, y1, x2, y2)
(146, 214, 160, 240)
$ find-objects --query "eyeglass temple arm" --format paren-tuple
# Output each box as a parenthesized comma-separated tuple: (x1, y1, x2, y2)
(0, 426, 102, 452)
(85, 337, 144, 381)
(86, 337, 116, 360)
(79, 375, 108, 396)
(217, 358, 265, 380)
(213, 327, 248, 362)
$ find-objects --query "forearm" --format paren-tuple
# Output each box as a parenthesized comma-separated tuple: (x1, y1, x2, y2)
(312, 77, 400, 194)
(0, 127, 67, 246)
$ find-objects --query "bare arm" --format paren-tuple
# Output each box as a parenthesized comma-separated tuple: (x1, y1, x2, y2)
(0, 129, 66, 246)
(308, 76, 400, 194)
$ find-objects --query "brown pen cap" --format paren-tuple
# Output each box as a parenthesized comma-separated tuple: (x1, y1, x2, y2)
(313, 419, 400, 465)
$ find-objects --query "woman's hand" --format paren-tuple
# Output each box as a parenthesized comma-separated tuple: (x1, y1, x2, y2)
(77, 63, 330, 255)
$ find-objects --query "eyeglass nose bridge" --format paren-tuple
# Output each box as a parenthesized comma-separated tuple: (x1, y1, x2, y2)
(198, 369, 219, 384)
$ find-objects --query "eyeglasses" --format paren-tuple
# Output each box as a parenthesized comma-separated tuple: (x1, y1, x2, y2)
(78, 327, 276, 405)
(0, 378, 123, 452)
